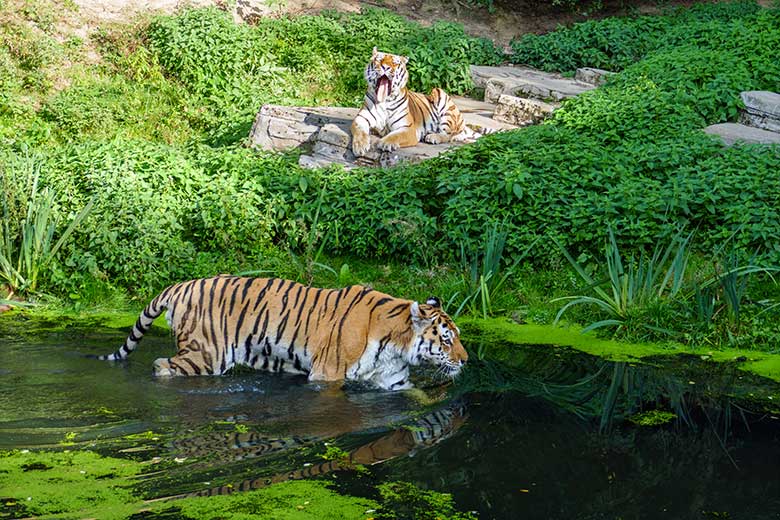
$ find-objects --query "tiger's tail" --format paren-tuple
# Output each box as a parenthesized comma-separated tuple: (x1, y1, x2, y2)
(96, 290, 170, 361)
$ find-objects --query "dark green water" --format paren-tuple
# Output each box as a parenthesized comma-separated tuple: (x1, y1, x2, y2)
(1, 320, 780, 519)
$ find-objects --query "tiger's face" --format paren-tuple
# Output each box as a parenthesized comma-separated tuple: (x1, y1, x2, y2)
(408, 297, 468, 378)
(365, 47, 409, 103)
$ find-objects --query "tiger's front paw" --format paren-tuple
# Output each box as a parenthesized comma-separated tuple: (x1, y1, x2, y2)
(351, 132, 371, 156)
(376, 138, 400, 152)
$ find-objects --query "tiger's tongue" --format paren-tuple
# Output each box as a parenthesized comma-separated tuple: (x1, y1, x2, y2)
(376, 76, 391, 102)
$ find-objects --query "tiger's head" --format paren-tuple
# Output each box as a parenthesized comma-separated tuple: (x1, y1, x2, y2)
(407, 297, 468, 378)
(365, 47, 409, 103)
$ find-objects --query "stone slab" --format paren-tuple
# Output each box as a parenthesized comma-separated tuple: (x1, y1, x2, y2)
(471, 65, 540, 88)
(300, 141, 455, 169)
(575, 67, 615, 86)
(704, 123, 780, 146)
(471, 64, 596, 103)
(451, 95, 497, 118)
(493, 94, 557, 126)
(463, 112, 516, 132)
(739, 91, 780, 133)
(483, 75, 594, 103)
(249, 97, 519, 169)
(249, 105, 357, 151)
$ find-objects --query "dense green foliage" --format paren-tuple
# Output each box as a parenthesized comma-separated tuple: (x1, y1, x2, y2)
(1, 1, 779, 350)
(510, 1, 773, 72)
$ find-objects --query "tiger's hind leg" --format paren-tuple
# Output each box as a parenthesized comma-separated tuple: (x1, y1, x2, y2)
(423, 132, 452, 145)
(153, 340, 232, 377)
(429, 87, 470, 143)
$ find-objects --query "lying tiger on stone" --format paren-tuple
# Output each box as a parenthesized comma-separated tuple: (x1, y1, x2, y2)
(351, 47, 481, 156)
(95, 275, 467, 391)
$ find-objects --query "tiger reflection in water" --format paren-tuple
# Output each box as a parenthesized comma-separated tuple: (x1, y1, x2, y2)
(153, 399, 467, 501)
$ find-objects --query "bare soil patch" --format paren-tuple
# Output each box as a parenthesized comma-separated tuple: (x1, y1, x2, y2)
(70, 0, 710, 47)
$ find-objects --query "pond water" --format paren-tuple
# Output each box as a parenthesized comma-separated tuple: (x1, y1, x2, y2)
(1, 319, 780, 519)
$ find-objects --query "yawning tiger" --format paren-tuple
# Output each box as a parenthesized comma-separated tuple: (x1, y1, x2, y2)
(351, 47, 479, 156)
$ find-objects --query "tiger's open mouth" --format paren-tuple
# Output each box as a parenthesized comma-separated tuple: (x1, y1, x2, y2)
(376, 76, 392, 102)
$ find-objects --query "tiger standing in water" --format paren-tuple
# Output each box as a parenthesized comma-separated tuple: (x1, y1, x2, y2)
(351, 47, 480, 156)
(95, 275, 467, 391)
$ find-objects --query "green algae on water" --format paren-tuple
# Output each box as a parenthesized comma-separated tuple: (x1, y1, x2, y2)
(170, 480, 378, 520)
(0, 449, 410, 520)
(0, 449, 143, 520)
(460, 317, 780, 383)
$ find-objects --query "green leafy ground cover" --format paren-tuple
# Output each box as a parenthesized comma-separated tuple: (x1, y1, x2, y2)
(1, 0, 779, 355)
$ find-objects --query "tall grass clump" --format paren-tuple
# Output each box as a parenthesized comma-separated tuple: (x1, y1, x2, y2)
(553, 229, 691, 337)
(553, 228, 780, 347)
(453, 226, 537, 319)
(0, 153, 92, 296)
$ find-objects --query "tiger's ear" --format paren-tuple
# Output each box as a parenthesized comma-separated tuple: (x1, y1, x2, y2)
(426, 296, 441, 308)
(401, 55, 409, 65)
(372, 46, 379, 57)
(411, 301, 432, 330)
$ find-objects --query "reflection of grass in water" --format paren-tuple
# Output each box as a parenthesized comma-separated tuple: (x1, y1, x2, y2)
(377, 481, 476, 520)
(629, 410, 677, 426)
(455, 325, 780, 435)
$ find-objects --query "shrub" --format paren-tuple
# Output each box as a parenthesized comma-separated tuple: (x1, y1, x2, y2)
(400, 21, 502, 94)
(550, 77, 705, 142)
(41, 141, 203, 293)
(41, 75, 195, 144)
(509, 1, 767, 72)
(147, 7, 502, 119)
(608, 47, 754, 123)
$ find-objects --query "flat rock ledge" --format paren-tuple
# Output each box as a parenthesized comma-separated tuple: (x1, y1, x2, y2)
(738, 91, 780, 133)
(704, 123, 780, 146)
(704, 91, 780, 147)
(249, 65, 616, 169)
(470, 65, 597, 103)
(249, 98, 517, 169)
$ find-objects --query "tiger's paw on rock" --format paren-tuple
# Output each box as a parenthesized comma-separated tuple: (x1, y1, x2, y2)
(376, 139, 400, 152)
(352, 136, 371, 157)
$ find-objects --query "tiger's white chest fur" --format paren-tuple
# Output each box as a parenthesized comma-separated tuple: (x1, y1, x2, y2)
(346, 338, 414, 390)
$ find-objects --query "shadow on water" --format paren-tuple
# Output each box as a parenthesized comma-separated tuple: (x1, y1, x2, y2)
(1, 318, 779, 518)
